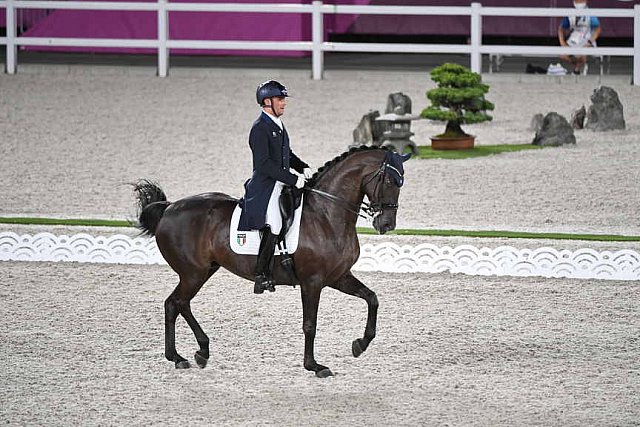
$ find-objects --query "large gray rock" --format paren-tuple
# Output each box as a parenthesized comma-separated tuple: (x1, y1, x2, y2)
(385, 92, 412, 115)
(571, 105, 586, 130)
(532, 112, 576, 146)
(352, 110, 381, 146)
(529, 113, 544, 133)
(585, 86, 626, 131)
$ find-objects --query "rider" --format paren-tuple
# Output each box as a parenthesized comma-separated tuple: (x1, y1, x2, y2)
(238, 80, 312, 294)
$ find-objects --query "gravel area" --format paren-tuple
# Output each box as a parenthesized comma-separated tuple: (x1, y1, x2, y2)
(0, 65, 639, 235)
(1, 64, 639, 426)
(1, 262, 638, 426)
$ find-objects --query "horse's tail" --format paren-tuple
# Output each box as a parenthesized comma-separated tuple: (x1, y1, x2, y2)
(132, 179, 170, 236)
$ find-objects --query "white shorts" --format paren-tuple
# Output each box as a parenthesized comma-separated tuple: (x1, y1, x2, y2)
(265, 181, 285, 235)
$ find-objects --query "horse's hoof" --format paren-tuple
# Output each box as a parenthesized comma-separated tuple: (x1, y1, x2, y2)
(316, 368, 334, 378)
(175, 360, 191, 369)
(194, 352, 208, 369)
(352, 339, 364, 358)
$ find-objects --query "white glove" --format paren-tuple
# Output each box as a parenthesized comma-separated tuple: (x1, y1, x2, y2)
(303, 167, 314, 180)
(295, 175, 305, 189)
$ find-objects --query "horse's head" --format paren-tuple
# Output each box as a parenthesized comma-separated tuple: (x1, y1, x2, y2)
(363, 151, 410, 235)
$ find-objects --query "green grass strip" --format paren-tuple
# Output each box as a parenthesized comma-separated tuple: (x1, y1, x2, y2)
(356, 227, 640, 242)
(0, 217, 638, 242)
(0, 217, 132, 228)
(416, 144, 542, 159)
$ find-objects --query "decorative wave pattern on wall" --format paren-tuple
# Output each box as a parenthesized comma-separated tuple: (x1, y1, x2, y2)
(1, 232, 638, 281)
(356, 243, 640, 281)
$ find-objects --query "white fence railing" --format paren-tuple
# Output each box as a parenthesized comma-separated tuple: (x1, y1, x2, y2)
(1, 1, 639, 84)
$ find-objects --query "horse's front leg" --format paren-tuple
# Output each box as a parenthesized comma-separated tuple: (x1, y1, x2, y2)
(300, 285, 333, 378)
(329, 272, 378, 358)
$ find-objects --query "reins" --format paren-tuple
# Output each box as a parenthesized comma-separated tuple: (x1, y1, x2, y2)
(304, 158, 401, 220)
(304, 187, 371, 219)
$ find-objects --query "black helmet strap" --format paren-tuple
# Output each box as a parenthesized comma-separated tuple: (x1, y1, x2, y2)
(264, 97, 281, 118)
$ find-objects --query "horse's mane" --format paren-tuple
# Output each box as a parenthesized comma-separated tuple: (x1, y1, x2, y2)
(307, 145, 388, 187)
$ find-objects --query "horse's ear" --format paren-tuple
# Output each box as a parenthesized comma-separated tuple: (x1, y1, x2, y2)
(401, 152, 412, 162)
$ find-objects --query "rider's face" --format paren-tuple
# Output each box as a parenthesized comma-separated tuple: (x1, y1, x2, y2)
(266, 96, 287, 116)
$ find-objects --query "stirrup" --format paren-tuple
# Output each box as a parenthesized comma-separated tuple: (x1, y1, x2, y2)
(254, 274, 275, 294)
(279, 254, 299, 286)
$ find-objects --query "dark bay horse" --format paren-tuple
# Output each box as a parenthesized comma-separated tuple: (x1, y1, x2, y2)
(133, 146, 409, 377)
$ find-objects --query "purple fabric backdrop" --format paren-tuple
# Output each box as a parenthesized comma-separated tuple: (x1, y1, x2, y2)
(5, 0, 636, 54)
(349, 0, 636, 38)
(1, 9, 52, 30)
(18, 0, 366, 56)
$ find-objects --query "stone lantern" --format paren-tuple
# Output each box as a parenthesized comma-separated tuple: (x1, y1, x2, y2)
(375, 112, 419, 155)
(351, 92, 420, 155)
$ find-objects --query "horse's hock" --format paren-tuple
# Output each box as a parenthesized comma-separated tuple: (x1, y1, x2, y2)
(352, 92, 419, 155)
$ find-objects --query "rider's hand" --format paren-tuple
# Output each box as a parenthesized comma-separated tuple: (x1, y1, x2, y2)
(303, 167, 314, 180)
(295, 175, 305, 189)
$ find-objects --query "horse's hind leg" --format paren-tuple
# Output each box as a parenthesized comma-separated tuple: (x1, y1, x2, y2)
(300, 285, 333, 378)
(329, 272, 378, 358)
(165, 264, 219, 369)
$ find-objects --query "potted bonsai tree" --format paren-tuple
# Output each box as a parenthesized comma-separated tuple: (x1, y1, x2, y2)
(421, 63, 494, 150)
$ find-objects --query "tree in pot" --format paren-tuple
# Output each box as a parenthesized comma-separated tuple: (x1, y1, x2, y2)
(421, 63, 494, 150)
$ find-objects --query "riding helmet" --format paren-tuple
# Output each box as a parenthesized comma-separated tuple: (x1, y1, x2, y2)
(256, 80, 289, 106)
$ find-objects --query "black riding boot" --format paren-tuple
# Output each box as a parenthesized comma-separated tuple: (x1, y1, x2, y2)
(254, 228, 277, 294)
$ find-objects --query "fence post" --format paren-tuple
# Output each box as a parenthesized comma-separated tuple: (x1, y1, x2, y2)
(157, 0, 169, 77)
(312, 0, 323, 80)
(470, 2, 482, 74)
(635, 5, 640, 86)
(5, 0, 17, 74)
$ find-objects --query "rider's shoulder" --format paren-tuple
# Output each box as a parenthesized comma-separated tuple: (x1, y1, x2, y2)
(249, 115, 273, 140)
(252, 113, 271, 128)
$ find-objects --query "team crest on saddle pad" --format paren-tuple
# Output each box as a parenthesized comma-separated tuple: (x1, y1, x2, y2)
(229, 196, 304, 256)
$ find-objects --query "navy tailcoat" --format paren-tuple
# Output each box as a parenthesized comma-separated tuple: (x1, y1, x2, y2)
(238, 112, 308, 231)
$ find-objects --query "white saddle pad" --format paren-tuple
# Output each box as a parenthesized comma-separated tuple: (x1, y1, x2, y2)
(230, 195, 304, 255)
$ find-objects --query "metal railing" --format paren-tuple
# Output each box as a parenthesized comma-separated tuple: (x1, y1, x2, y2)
(1, 1, 639, 84)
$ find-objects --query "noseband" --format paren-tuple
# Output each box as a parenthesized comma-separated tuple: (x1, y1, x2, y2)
(306, 157, 402, 220)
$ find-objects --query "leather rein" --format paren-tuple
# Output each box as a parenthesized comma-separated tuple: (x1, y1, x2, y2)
(304, 159, 401, 220)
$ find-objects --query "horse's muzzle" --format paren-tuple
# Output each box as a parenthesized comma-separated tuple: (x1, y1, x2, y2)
(373, 213, 396, 235)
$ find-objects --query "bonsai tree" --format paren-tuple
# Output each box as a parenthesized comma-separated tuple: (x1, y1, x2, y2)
(421, 63, 494, 138)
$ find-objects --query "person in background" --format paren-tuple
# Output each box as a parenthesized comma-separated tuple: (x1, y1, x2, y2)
(558, 0, 601, 75)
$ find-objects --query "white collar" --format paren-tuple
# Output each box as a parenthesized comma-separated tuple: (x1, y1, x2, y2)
(263, 110, 283, 130)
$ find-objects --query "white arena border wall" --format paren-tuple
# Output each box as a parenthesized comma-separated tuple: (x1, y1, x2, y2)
(1, 231, 639, 281)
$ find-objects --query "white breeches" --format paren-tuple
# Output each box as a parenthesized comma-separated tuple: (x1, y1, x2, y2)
(265, 181, 284, 235)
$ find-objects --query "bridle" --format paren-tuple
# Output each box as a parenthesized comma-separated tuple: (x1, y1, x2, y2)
(305, 158, 402, 220)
